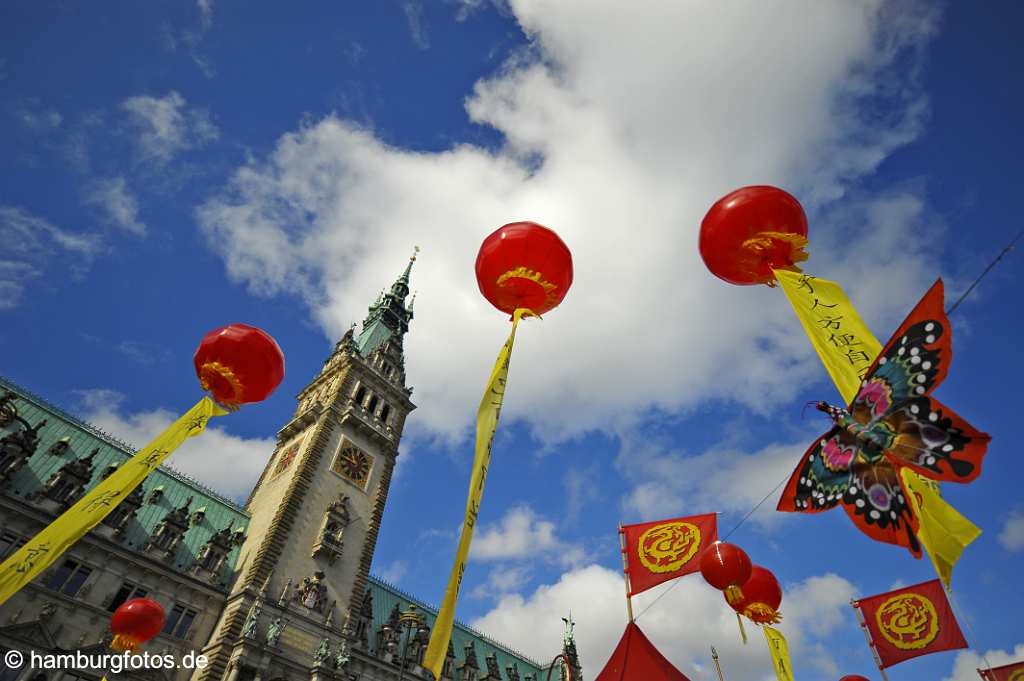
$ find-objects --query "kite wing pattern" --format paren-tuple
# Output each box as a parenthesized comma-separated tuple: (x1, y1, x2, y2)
(778, 280, 990, 556)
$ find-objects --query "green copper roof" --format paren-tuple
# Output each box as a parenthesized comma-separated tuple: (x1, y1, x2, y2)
(368, 575, 551, 679)
(355, 317, 397, 357)
(355, 253, 416, 357)
(1, 377, 250, 589)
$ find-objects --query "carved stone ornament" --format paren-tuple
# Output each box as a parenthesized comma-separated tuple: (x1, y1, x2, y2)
(311, 494, 351, 565)
(296, 571, 328, 612)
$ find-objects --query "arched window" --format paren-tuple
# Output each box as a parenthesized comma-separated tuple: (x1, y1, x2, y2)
(354, 386, 366, 405)
(380, 404, 390, 422)
(367, 395, 379, 414)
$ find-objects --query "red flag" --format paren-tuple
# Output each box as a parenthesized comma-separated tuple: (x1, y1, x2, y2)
(621, 513, 717, 596)
(856, 579, 967, 668)
(979, 660, 1024, 681)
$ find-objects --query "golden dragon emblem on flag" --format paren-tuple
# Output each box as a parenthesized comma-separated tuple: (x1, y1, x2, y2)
(637, 521, 701, 573)
(876, 592, 940, 650)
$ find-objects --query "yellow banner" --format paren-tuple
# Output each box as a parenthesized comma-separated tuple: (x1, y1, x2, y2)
(422, 309, 531, 680)
(0, 397, 224, 606)
(900, 468, 981, 589)
(775, 269, 979, 586)
(763, 625, 795, 681)
(775, 270, 881, 403)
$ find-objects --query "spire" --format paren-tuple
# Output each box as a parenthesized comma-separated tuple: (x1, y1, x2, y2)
(354, 248, 419, 357)
(390, 246, 419, 299)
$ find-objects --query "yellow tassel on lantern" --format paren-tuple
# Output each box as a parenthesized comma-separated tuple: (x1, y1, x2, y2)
(736, 612, 748, 645)
(110, 634, 140, 653)
(745, 604, 783, 624)
(725, 585, 744, 605)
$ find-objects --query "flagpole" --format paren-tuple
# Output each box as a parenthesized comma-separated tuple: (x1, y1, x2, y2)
(851, 599, 890, 681)
(618, 524, 634, 622)
(711, 646, 726, 681)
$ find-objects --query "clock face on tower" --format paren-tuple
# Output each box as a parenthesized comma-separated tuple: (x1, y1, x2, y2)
(332, 442, 372, 488)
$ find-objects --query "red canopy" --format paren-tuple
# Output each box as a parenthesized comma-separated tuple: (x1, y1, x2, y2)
(594, 622, 692, 681)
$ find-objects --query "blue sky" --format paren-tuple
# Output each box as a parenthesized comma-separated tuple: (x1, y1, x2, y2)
(2, 1, 1022, 679)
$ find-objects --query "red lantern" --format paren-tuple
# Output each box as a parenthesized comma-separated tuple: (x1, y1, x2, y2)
(475, 221, 573, 316)
(194, 324, 285, 407)
(699, 185, 809, 287)
(700, 541, 752, 605)
(839, 676, 872, 681)
(110, 598, 165, 653)
(727, 565, 782, 624)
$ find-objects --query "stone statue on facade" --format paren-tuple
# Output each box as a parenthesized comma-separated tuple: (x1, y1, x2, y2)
(241, 598, 261, 639)
(314, 636, 331, 664)
(266, 617, 285, 647)
(332, 638, 350, 670)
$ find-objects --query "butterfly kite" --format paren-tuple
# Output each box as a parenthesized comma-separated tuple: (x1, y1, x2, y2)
(777, 280, 990, 555)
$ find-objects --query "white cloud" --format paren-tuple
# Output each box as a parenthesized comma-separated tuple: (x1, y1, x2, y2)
(401, 0, 430, 50)
(197, 0, 214, 30)
(14, 99, 62, 131)
(470, 565, 533, 599)
(619, 435, 808, 529)
(471, 505, 584, 566)
(943, 644, 1024, 681)
(86, 177, 146, 236)
(0, 206, 100, 309)
(564, 466, 600, 524)
(998, 510, 1024, 552)
(198, 1, 941, 445)
(121, 91, 219, 164)
(470, 564, 858, 680)
(376, 559, 409, 584)
(77, 388, 274, 503)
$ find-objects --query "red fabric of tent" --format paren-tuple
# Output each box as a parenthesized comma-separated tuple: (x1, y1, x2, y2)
(594, 622, 692, 681)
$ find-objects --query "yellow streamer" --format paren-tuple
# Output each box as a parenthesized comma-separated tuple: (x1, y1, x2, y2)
(0, 397, 225, 606)
(763, 626, 795, 681)
(774, 269, 980, 587)
(422, 308, 532, 680)
(900, 468, 981, 589)
(774, 269, 882, 403)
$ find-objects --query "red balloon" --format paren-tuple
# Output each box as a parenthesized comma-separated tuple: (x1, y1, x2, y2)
(475, 221, 573, 316)
(699, 185, 809, 286)
(727, 565, 782, 624)
(194, 323, 285, 406)
(110, 598, 165, 652)
(700, 541, 752, 605)
(839, 676, 872, 681)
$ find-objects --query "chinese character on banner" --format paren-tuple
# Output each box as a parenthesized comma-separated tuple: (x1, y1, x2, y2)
(621, 514, 717, 596)
(856, 579, 967, 668)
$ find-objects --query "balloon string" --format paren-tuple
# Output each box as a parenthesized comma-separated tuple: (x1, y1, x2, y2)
(945, 228, 1022, 316)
